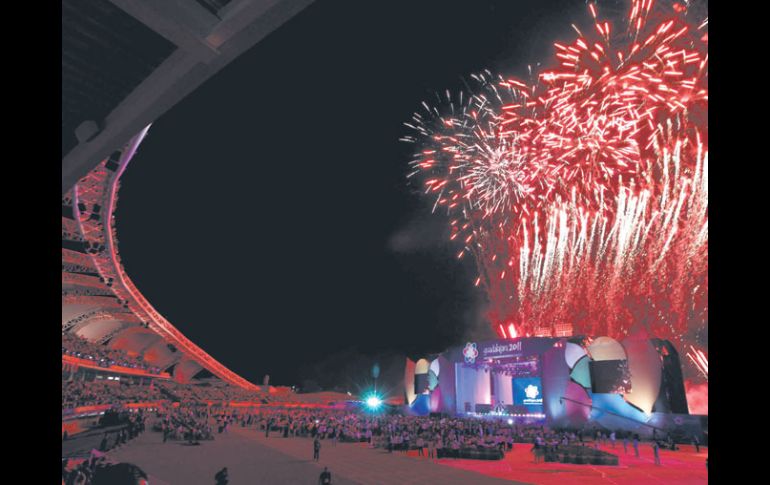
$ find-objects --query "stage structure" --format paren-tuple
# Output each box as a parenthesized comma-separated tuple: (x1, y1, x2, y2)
(405, 336, 703, 439)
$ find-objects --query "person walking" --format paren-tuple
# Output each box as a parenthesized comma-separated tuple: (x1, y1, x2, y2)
(215, 467, 229, 485)
(313, 436, 321, 462)
(693, 434, 700, 453)
(532, 436, 542, 463)
(632, 435, 640, 458)
(318, 467, 332, 485)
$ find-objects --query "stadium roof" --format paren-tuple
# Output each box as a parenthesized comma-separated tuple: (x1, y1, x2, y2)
(62, 0, 315, 389)
(62, 0, 314, 193)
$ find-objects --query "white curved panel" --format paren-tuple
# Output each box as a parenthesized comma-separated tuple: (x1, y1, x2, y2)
(564, 342, 587, 369)
(429, 358, 440, 377)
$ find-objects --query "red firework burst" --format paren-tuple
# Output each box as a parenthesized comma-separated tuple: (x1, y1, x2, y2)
(404, 0, 707, 346)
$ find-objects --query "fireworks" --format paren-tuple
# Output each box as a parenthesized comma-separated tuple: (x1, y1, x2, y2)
(404, 0, 707, 346)
(686, 345, 708, 380)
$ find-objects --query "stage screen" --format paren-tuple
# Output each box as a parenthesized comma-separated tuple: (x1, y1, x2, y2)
(512, 377, 543, 410)
(589, 359, 632, 394)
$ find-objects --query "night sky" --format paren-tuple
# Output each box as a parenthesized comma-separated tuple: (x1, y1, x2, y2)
(115, 0, 594, 388)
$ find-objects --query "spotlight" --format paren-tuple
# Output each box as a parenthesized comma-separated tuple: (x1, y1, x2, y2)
(365, 395, 383, 410)
(507, 419, 513, 425)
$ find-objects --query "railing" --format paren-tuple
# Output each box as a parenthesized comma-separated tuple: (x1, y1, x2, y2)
(63, 401, 168, 420)
(62, 354, 171, 379)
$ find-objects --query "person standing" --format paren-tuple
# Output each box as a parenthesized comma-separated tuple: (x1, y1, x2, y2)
(265, 419, 271, 438)
(653, 441, 661, 466)
(610, 431, 616, 448)
(623, 434, 628, 454)
(693, 435, 700, 453)
(416, 435, 425, 457)
(428, 436, 436, 460)
(318, 467, 332, 485)
(313, 436, 321, 462)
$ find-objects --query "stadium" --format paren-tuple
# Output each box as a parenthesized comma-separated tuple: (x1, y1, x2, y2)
(62, 0, 708, 484)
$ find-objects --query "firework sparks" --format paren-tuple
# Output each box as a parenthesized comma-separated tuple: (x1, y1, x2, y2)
(404, 0, 707, 345)
(686, 345, 708, 379)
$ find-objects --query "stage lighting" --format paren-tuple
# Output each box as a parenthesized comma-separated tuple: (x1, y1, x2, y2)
(507, 419, 513, 425)
(363, 393, 383, 411)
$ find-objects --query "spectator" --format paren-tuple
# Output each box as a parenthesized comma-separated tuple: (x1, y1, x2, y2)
(313, 437, 321, 461)
(215, 467, 229, 485)
(319, 467, 332, 485)
(633, 434, 640, 458)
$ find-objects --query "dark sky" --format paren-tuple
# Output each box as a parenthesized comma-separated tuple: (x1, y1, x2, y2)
(115, 0, 592, 387)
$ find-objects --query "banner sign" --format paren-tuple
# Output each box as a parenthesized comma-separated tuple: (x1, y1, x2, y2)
(449, 337, 560, 363)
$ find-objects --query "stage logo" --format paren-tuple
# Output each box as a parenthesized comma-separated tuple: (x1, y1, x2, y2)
(463, 342, 478, 364)
(514, 377, 544, 408)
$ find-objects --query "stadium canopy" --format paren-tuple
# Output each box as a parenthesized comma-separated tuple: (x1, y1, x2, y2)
(62, 0, 314, 193)
(62, 0, 314, 390)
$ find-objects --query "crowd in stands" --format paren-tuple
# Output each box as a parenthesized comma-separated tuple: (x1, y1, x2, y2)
(62, 380, 163, 409)
(62, 375, 276, 411)
(153, 379, 269, 404)
(62, 332, 163, 374)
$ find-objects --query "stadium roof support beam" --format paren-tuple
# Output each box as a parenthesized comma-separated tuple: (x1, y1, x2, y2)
(106, 0, 221, 63)
(62, 0, 315, 193)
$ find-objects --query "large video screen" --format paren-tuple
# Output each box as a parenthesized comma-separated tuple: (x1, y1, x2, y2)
(588, 359, 632, 394)
(512, 377, 543, 410)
